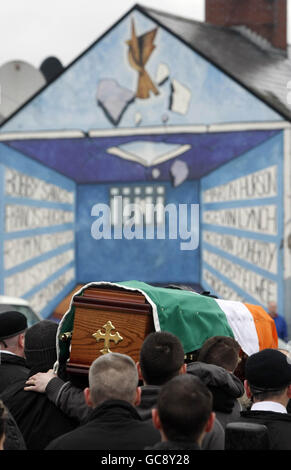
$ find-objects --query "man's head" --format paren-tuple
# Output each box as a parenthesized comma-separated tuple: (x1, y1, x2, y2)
(244, 348, 291, 405)
(84, 352, 140, 409)
(152, 374, 215, 446)
(138, 331, 186, 386)
(198, 336, 241, 373)
(267, 301, 277, 318)
(24, 320, 58, 373)
(0, 311, 27, 357)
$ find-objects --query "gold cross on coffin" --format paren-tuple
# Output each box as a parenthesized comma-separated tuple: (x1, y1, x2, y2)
(92, 320, 123, 355)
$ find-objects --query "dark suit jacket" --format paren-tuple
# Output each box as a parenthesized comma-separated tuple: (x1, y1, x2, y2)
(0, 352, 29, 394)
(239, 409, 291, 450)
(1, 374, 79, 450)
(46, 399, 160, 450)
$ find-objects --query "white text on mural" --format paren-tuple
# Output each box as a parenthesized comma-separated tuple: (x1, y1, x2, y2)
(203, 250, 277, 305)
(203, 205, 277, 235)
(4, 230, 74, 270)
(203, 166, 277, 203)
(203, 230, 277, 274)
(202, 269, 245, 302)
(4, 249, 74, 298)
(5, 205, 74, 232)
(27, 268, 75, 314)
(5, 168, 74, 204)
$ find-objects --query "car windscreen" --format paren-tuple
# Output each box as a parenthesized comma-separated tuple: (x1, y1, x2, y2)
(0, 305, 40, 327)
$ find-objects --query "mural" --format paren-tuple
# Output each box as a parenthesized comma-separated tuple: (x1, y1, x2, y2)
(0, 6, 289, 330)
(77, 180, 200, 284)
(0, 11, 281, 133)
(95, 17, 192, 128)
(201, 132, 284, 315)
(0, 144, 76, 318)
(126, 19, 159, 99)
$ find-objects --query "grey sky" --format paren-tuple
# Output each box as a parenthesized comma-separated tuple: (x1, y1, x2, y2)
(0, 0, 290, 69)
(0, 1, 203, 67)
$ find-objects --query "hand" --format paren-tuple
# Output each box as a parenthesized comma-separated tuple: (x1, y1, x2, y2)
(24, 369, 56, 393)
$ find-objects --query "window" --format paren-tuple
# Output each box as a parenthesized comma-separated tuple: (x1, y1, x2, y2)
(110, 185, 166, 226)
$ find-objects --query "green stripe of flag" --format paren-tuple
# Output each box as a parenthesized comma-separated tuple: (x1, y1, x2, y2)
(118, 281, 234, 353)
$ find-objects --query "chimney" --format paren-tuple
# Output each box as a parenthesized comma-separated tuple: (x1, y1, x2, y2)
(205, 0, 287, 51)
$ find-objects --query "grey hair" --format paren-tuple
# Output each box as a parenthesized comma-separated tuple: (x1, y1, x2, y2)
(88, 353, 139, 407)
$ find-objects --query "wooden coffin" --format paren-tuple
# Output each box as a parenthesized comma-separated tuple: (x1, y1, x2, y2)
(59, 282, 278, 381)
(65, 285, 154, 376)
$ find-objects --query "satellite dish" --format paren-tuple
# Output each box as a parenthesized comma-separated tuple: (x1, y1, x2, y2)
(40, 56, 64, 84)
(0, 60, 46, 119)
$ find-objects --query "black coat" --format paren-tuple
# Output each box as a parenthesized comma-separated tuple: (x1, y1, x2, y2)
(239, 410, 291, 450)
(136, 385, 160, 421)
(1, 375, 79, 450)
(187, 361, 244, 429)
(146, 440, 201, 450)
(46, 399, 161, 450)
(4, 408, 26, 450)
(0, 352, 29, 394)
(136, 384, 225, 450)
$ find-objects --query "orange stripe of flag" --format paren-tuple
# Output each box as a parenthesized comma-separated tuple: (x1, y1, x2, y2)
(245, 303, 278, 350)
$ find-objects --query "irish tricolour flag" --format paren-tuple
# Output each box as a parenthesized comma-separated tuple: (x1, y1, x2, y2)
(117, 281, 278, 356)
(59, 280, 278, 359)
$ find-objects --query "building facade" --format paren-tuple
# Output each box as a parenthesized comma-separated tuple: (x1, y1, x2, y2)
(0, 5, 290, 333)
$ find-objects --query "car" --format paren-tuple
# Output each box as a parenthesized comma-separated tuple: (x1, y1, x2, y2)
(0, 295, 42, 327)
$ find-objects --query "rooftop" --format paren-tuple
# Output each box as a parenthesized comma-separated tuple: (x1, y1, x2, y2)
(139, 4, 291, 121)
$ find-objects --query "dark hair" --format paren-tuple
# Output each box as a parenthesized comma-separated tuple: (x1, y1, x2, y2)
(157, 374, 213, 442)
(198, 336, 241, 372)
(140, 332, 185, 385)
(249, 385, 287, 402)
(0, 400, 7, 441)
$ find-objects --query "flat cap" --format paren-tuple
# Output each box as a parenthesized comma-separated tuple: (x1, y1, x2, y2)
(0, 311, 27, 341)
(245, 348, 291, 392)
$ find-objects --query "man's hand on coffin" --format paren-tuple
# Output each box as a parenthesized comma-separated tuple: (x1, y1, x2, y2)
(24, 369, 56, 393)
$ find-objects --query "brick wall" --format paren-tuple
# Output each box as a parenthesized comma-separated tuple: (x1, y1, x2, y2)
(205, 0, 287, 50)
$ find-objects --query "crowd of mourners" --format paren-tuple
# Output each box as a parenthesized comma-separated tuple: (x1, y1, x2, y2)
(1, 309, 291, 451)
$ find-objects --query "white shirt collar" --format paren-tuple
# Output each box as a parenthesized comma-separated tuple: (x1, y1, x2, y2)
(0, 350, 16, 356)
(251, 401, 287, 414)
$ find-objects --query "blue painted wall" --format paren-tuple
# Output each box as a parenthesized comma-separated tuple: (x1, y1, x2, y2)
(6, 129, 280, 184)
(0, 143, 77, 318)
(77, 180, 200, 284)
(200, 132, 284, 315)
(0, 9, 282, 133)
